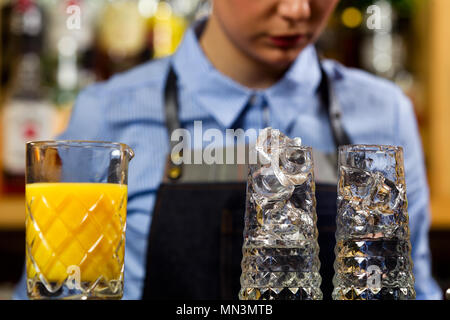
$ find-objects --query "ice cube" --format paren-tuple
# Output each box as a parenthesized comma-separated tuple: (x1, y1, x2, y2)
(290, 137, 302, 147)
(255, 127, 287, 164)
(289, 179, 314, 212)
(273, 146, 311, 186)
(255, 128, 307, 186)
(371, 176, 405, 214)
(251, 165, 294, 207)
(269, 202, 316, 241)
(341, 166, 376, 200)
(263, 201, 299, 225)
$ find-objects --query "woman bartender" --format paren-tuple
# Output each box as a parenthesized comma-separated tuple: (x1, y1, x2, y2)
(15, 0, 442, 299)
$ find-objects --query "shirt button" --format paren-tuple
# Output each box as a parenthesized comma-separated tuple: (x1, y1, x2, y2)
(249, 94, 264, 107)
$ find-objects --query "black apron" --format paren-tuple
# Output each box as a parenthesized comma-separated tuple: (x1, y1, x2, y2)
(142, 57, 352, 300)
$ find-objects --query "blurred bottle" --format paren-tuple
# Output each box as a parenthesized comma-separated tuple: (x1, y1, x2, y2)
(1, 0, 16, 102)
(2, 0, 55, 194)
(192, 0, 211, 21)
(51, 34, 79, 137)
(150, 0, 189, 59)
(317, 3, 365, 69)
(44, 0, 100, 136)
(46, 0, 98, 100)
(360, 0, 411, 82)
(95, 0, 151, 80)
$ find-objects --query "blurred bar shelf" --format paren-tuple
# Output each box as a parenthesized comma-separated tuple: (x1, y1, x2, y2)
(431, 198, 450, 230)
(0, 197, 25, 230)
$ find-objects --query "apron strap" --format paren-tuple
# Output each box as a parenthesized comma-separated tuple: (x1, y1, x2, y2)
(317, 57, 352, 147)
(164, 67, 184, 181)
(164, 67, 181, 140)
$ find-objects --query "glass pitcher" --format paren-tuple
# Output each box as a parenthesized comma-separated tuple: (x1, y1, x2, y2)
(25, 141, 134, 300)
(333, 145, 415, 300)
(239, 128, 322, 300)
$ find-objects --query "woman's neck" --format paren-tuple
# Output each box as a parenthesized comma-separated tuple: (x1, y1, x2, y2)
(199, 17, 286, 90)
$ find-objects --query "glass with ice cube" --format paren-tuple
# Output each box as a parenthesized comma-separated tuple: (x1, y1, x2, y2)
(239, 128, 322, 300)
(333, 145, 415, 300)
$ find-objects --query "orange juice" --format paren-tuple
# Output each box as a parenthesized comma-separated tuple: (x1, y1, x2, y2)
(26, 183, 127, 284)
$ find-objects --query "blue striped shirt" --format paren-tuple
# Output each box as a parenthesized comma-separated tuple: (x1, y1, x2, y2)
(14, 21, 442, 300)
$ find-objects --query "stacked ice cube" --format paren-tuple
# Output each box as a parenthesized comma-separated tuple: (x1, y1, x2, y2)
(239, 128, 322, 300)
(333, 145, 415, 300)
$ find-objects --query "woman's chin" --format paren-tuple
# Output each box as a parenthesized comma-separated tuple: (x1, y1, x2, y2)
(264, 53, 302, 69)
(257, 47, 306, 69)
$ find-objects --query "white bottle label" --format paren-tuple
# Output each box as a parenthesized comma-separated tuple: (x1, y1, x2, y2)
(2, 99, 55, 174)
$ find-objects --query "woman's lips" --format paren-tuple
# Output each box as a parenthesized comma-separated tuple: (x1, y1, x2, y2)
(269, 34, 308, 48)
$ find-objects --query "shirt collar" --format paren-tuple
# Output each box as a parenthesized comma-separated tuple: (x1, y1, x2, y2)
(172, 20, 322, 131)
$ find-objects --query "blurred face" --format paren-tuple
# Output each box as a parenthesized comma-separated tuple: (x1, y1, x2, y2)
(212, 0, 339, 68)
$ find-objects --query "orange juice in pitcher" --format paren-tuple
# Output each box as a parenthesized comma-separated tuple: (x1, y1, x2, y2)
(26, 141, 133, 300)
